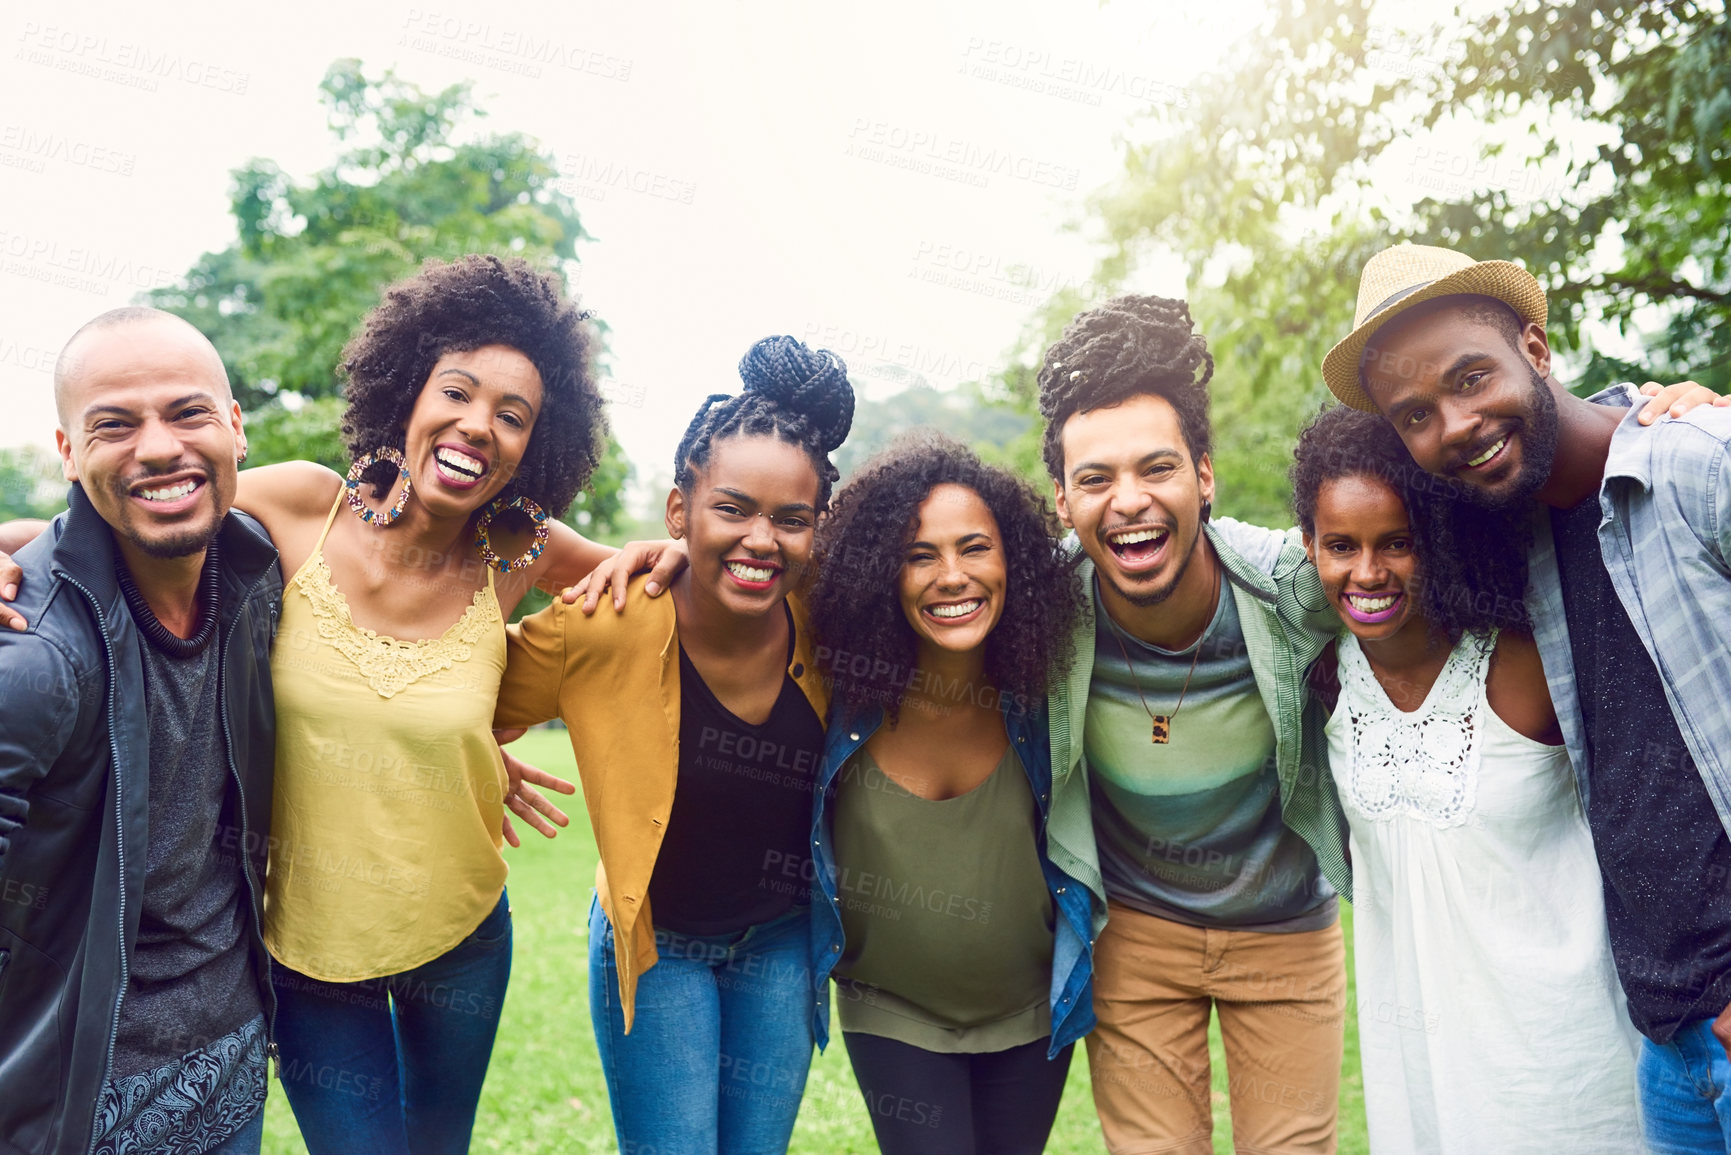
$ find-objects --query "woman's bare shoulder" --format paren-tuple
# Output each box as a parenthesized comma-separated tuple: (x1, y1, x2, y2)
(235, 461, 344, 525)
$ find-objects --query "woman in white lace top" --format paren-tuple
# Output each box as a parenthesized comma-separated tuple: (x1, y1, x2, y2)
(1291, 404, 1640, 1154)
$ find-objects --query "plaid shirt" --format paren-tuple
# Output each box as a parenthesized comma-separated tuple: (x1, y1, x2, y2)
(1046, 518, 1353, 940)
(1526, 383, 1731, 830)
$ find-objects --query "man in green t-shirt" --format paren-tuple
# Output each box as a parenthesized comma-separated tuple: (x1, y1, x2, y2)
(1036, 295, 1351, 1154)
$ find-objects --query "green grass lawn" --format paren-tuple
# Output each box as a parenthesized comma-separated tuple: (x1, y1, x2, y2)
(262, 728, 1368, 1153)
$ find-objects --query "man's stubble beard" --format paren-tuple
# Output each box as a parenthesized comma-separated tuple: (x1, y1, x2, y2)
(127, 523, 217, 559)
(97, 470, 225, 560)
(1463, 365, 1559, 511)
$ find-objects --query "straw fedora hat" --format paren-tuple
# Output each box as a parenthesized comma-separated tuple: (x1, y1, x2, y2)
(1322, 244, 1547, 411)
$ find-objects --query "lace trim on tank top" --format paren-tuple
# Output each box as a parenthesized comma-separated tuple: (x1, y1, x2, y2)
(293, 551, 499, 699)
(1337, 630, 1496, 828)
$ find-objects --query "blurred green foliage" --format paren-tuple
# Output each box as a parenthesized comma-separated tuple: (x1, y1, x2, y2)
(149, 58, 588, 408)
(834, 381, 1034, 480)
(997, 0, 1730, 527)
(0, 445, 64, 522)
(145, 58, 633, 538)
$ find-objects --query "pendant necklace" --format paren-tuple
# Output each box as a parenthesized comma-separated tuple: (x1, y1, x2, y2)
(1105, 577, 1219, 745)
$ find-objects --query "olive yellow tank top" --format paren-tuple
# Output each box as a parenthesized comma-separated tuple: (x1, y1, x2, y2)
(264, 494, 509, 981)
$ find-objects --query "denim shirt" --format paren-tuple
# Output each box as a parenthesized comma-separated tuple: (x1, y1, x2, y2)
(1526, 383, 1731, 831)
(807, 696, 1097, 1058)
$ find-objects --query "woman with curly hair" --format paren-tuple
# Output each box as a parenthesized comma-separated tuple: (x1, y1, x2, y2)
(1292, 403, 1640, 1153)
(805, 433, 1090, 1155)
(226, 254, 678, 1153)
(492, 335, 853, 1153)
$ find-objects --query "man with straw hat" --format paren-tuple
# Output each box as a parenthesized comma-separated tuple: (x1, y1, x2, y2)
(1327, 242, 1731, 1153)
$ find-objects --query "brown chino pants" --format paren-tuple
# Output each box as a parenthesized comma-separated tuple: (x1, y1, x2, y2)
(1087, 902, 1346, 1155)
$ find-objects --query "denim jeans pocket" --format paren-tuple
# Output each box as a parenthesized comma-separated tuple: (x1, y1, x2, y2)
(467, 891, 512, 948)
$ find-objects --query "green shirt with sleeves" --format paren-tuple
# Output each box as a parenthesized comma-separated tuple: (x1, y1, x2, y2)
(1043, 517, 1352, 941)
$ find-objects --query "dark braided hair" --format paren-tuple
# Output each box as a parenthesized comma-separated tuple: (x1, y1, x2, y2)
(1290, 404, 1531, 642)
(674, 335, 855, 510)
(1038, 295, 1214, 480)
(810, 432, 1080, 721)
(340, 254, 605, 518)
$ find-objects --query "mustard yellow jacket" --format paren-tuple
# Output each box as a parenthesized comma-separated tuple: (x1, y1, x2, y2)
(493, 577, 829, 1031)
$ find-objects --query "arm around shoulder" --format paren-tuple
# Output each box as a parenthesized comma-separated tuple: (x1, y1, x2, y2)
(531, 520, 617, 594)
(0, 519, 50, 555)
(1211, 517, 1291, 573)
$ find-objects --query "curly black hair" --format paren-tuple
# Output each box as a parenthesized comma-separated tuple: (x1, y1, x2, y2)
(809, 432, 1082, 721)
(674, 335, 855, 510)
(339, 254, 605, 518)
(1037, 295, 1214, 481)
(1290, 404, 1531, 642)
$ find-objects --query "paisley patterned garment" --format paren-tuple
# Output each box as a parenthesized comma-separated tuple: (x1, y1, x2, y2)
(92, 1015, 267, 1155)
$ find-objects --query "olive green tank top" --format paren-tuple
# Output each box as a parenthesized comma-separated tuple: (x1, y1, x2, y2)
(833, 744, 1054, 1053)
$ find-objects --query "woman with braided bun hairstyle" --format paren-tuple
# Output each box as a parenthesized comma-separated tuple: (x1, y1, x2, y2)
(805, 433, 1091, 1155)
(494, 334, 853, 1153)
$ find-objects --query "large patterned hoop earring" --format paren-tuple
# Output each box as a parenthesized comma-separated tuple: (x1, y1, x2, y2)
(474, 495, 550, 573)
(345, 447, 413, 527)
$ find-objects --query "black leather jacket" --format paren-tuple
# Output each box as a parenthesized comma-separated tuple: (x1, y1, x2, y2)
(0, 486, 281, 1155)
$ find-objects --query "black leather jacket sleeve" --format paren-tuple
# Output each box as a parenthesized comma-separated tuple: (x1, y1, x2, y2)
(0, 633, 80, 876)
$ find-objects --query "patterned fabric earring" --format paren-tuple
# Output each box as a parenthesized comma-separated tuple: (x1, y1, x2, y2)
(474, 495, 550, 573)
(345, 447, 413, 527)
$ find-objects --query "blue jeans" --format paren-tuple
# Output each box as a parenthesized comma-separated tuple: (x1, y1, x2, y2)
(589, 895, 815, 1154)
(271, 891, 512, 1155)
(1641, 1018, 1731, 1153)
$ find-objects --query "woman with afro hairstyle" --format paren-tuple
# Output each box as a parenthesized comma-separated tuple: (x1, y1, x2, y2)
(1292, 403, 1640, 1153)
(805, 432, 1091, 1155)
(226, 254, 681, 1154)
(493, 334, 854, 1153)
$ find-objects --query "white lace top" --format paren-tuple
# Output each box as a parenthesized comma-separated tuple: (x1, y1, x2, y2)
(1334, 628, 1484, 828)
(1327, 629, 1640, 1154)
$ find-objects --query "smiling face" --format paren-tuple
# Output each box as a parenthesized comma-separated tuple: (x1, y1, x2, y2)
(667, 433, 819, 620)
(399, 344, 543, 518)
(56, 317, 244, 560)
(1054, 392, 1213, 608)
(1359, 298, 1558, 509)
(898, 483, 1008, 661)
(1305, 473, 1425, 645)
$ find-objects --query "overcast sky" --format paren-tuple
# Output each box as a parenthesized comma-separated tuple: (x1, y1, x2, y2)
(2, 0, 1551, 499)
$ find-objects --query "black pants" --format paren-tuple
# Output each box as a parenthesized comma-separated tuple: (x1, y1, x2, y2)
(842, 1031, 1074, 1155)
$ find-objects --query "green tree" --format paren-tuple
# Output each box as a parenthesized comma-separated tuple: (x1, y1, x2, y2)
(150, 58, 589, 408)
(567, 438, 630, 537)
(239, 396, 348, 474)
(999, 0, 1729, 526)
(146, 58, 636, 538)
(1411, 0, 1731, 392)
